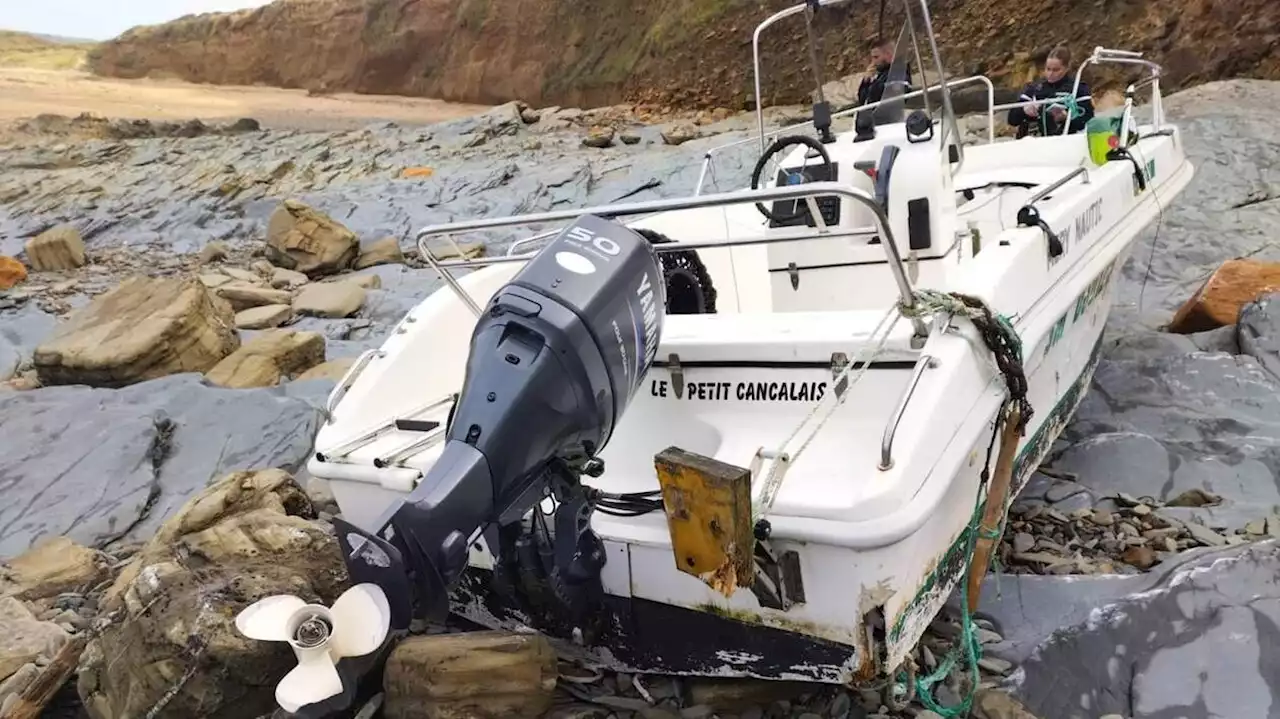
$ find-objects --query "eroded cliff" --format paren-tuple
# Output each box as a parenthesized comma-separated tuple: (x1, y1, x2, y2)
(86, 0, 1280, 110)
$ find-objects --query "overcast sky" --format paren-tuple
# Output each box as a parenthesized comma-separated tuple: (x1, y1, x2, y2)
(2, 0, 273, 41)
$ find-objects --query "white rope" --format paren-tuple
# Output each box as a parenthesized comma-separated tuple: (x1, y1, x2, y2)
(752, 300, 904, 519)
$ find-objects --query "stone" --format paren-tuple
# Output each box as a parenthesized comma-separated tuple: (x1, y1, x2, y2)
(0, 537, 107, 601)
(0, 596, 68, 682)
(354, 236, 406, 270)
(582, 127, 615, 148)
(23, 225, 86, 272)
(383, 631, 559, 719)
(1012, 532, 1035, 554)
(270, 267, 310, 290)
(197, 241, 229, 265)
(31, 276, 239, 388)
(199, 273, 232, 288)
(421, 239, 485, 261)
(295, 357, 356, 382)
(0, 257, 26, 290)
(78, 469, 349, 719)
(234, 303, 292, 329)
(685, 679, 817, 712)
(620, 132, 642, 145)
(661, 125, 699, 146)
(215, 282, 294, 312)
(205, 329, 325, 388)
(221, 267, 261, 284)
(973, 689, 1038, 719)
(264, 199, 359, 278)
(1167, 258, 1280, 333)
(294, 282, 366, 318)
(0, 661, 39, 700)
(1121, 545, 1157, 569)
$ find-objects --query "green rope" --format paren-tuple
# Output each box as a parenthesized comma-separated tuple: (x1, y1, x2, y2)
(1040, 91, 1087, 135)
(889, 290, 1031, 716)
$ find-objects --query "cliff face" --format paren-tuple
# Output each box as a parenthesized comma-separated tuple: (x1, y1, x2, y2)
(86, 0, 1280, 111)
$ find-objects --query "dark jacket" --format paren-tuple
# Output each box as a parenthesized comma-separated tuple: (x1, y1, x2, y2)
(857, 64, 913, 107)
(1006, 76, 1095, 138)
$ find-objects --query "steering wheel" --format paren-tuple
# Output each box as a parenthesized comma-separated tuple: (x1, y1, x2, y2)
(750, 134, 835, 225)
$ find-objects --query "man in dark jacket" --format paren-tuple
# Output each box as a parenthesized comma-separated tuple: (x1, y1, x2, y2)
(856, 37, 910, 107)
(1007, 45, 1095, 138)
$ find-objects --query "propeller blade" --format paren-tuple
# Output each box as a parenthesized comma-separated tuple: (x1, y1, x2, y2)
(275, 648, 344, 714)
(235, 594, 306, 642)
(327, 583, 392, 659)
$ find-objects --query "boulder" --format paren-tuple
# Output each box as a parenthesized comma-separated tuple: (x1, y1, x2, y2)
(77, 469, 349, 719)
(24, 226, 86, 272)
(0, 257, 26, 290)
(214, 282, 294, 312)
(383, 631, 559, 719)
(1167, 258, 1280, 333)
(0, 596, 68, 683)
(295, 357, 356, 382)
(221, 267, 261, 284)
(264, 199, 359, 278)
(0, 537, 108, 601)
(205, 329, 325, 389)
(353, 237, 406, 270)
(294, 282, 366, 319)
(234, 304, 292, 330)
(31, 276, 239, 388)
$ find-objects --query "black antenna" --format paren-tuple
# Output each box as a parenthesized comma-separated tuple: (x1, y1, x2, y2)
(803, 0, 835, 144)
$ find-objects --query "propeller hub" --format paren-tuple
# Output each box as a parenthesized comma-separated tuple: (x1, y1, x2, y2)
(287, 605, 335, 650)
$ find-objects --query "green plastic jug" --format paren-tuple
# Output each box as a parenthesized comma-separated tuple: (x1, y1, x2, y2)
(1086, 115, 1120, 166)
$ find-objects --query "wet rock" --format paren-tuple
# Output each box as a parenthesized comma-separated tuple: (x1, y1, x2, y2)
(293, 282, 366, 318)
(0, 596, 68, 682)
(353, 236, 406, 270)
(264, 199, 359, 278)
(0, 373, 325, 557)
(234, 303, 292, 329)
(384, 631, 558, 719)
(78, 469, 348, 719)
(1236, 292, 1280, 379)
(1167, 258, 1280, 334)
(24, 226, 86, 272)
(0, 257, 27, 290)
(620, 132, 642, 145)
(31, 276, 239, 388)
(205, 329, 325, 388)
(0, 537, 108, 601)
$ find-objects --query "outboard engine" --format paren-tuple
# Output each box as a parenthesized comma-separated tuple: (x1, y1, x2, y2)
(315, 214, 668, 718)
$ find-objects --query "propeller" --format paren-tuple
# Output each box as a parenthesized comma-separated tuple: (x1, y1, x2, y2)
(235, 583, 392, 714)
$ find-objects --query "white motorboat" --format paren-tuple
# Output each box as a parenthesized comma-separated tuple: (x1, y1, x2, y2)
(293, 0, 1193, 713)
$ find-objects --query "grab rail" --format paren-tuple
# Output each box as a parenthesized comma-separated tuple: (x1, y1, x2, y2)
(694, 74, 997, 196)
(879, 353, 936, 470)
(413, 181, 930, 340)
(324, 349, 386, 423)
(1019, 166, 1090, 210)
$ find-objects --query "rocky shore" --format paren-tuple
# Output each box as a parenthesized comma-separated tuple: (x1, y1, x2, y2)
(2, 78, 1280, 719)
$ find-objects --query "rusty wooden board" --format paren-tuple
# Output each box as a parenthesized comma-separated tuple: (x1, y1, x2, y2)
(653, 445, 754, 596)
